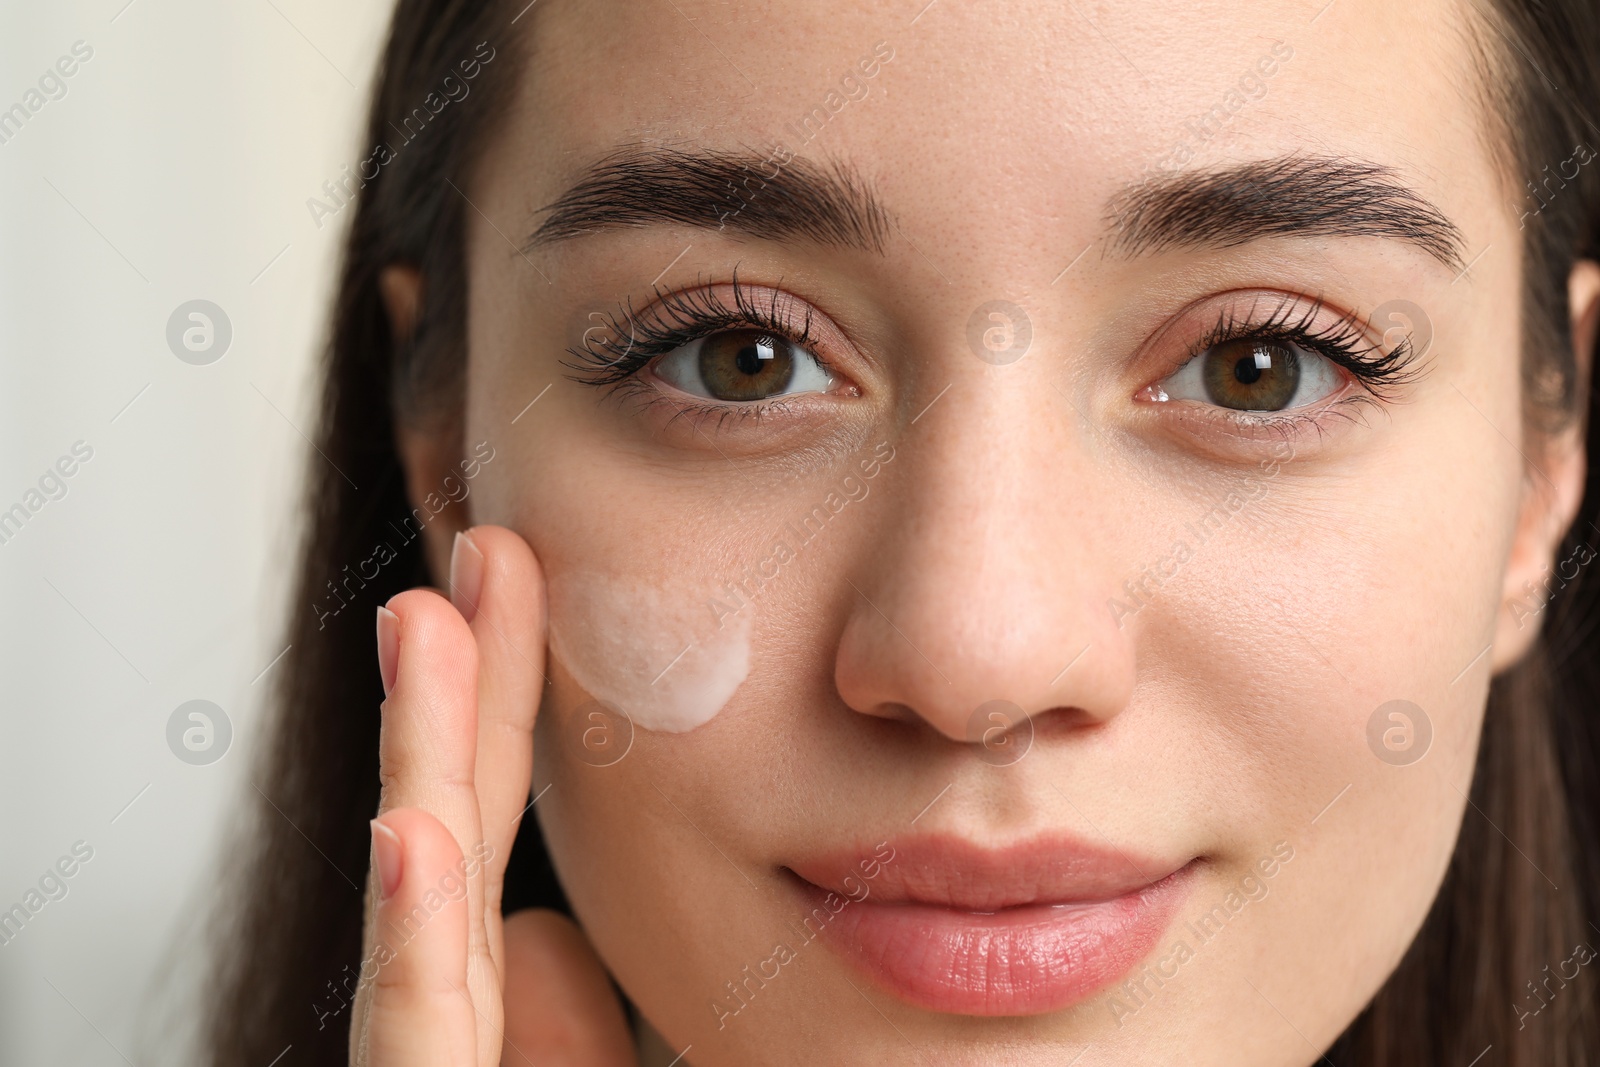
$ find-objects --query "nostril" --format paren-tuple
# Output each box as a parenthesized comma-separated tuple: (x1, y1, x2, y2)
(865, 700, 922, 723)
(1032, 705, 1107, 736)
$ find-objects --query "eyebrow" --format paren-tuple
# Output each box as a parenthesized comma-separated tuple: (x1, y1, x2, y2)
(526, 148, 892, 254)
(1108, 155, 1467, 272)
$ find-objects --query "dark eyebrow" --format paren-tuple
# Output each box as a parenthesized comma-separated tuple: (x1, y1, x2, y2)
(1107, 155, 1467, 272)
(526, 147, 892, 254)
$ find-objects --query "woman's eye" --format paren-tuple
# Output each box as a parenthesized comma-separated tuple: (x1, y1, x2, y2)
(1158, 339, 1346, 412)
(652, 328, 834, 403)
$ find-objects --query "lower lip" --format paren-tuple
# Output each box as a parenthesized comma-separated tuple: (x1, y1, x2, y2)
(805, 864, 1195, 1016)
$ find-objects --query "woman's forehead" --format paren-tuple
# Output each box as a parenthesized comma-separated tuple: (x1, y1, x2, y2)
(500, 0, 1501, 274)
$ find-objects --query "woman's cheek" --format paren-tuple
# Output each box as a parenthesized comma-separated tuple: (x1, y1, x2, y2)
(546, 569, 755, 733)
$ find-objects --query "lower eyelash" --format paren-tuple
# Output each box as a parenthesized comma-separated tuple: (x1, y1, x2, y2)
(600, 373, 800, 432)
(1178, 392, 1386, 442)
(564, 271, 822, 391)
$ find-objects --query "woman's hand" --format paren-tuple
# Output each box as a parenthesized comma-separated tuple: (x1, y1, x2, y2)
(349, 525, 638, 1067)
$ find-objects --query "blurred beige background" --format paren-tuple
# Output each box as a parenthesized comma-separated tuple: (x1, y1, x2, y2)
(0, 1, 392, 1062)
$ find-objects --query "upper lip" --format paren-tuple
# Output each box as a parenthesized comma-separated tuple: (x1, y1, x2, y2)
(787, 833, 1190, 913)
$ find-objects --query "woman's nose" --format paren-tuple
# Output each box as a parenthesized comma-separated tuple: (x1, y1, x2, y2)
(833, 379, 1137, 743)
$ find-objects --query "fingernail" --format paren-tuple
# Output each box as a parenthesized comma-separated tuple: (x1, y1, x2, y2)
(370, 818, 403, 901)
(376, 605, 400, 696)
(450, 530, 485, 624)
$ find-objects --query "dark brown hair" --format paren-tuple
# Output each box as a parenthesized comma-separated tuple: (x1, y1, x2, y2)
(205, 1, 1600, 1063)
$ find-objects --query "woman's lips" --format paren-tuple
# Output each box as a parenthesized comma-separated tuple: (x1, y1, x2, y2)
(787, 835, 1196, 1016)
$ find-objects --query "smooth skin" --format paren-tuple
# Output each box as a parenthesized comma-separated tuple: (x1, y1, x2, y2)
(350, 0, 1600, 1064)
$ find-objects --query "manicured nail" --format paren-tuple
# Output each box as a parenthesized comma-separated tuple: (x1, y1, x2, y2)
(370, 818, 403, 901)
(376, 605, 400, 696)
(450, 530, 485, 624)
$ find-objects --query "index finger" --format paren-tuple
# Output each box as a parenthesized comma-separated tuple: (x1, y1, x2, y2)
(446, 525, 547, 916)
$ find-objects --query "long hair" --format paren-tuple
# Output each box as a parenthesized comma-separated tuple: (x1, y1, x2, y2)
(202, 4, 564, 1063)
(205, 2, 1600, 1063)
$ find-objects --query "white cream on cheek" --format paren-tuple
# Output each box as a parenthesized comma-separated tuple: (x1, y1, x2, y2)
(545, 571, 752, 733)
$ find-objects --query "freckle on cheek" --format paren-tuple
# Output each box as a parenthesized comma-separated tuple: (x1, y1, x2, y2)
(545, 572, 752, 733)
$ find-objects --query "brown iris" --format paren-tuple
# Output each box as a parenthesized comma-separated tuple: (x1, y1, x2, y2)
(697, 329, 795, 401)
(1201, 340, 1300, 410)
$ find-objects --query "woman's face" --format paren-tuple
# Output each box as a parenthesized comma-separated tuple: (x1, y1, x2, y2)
(433, 0, 1579, 1062)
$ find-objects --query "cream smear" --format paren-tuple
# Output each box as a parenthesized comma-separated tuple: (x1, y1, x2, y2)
(546, 571, 752, 733)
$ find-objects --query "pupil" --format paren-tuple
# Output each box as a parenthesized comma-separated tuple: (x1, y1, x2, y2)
(1233, 353, 1264, 385)
(735, 336, 775, 376)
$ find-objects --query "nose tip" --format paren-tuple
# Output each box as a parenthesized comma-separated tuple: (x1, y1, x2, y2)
(835, 572, 1135, 744)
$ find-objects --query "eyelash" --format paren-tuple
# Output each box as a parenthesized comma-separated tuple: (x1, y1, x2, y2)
(1167, 293, 1425, 437)
(565, 281, 1423, 441)
(564, 272, 831, 426)
(1193, 294, 1422, 394)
